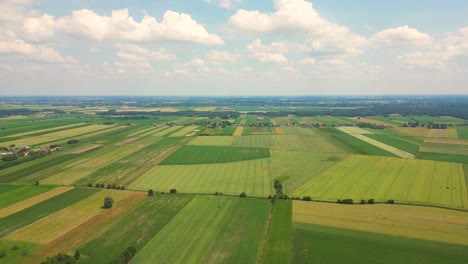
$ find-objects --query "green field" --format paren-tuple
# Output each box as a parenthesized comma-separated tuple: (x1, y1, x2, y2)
(160, 145, 270, 165)
(280, 127, 318, 136)
(130, 158, 273, 196)
(132, 196, 270, 264)
(293, 223, 468, 264)
(262, 200, 292, 264)
(366, 133, 421, 154)
(328, 129, 397, 156)
(294, 155, 468, 208)
(216, 126, 236, 136)
(457, 127, 468, 139)
(0, 188, 99, 237)
(0, 185, 55, 209)
(416, 152, 468, 164)
(78, 195, 193, 264)
(0, 240, 41, 264)
(232, 135, 345, 153)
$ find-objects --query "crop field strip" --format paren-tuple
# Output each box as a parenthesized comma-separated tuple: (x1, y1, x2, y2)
(152, 125, 183, 137)
(365, 133, 421, 154)
(0, 123, 89, 139)
(292, 201, 468, 246)
(39, 136, 165, 185)
(294, 155, 468, 208)
(75, 137, 187, 186)
(0, 240, 41, 264)
(0, 185, 55, 209)
(0, 187, 72, 218)
(160, 145, 270, 165)
(18, 192, 147, 264)
(1, 124, 116, 147)
(233, 126, 244, 136)
(262, 200, 292, 264)
(0, 188, 99, 238)
(6, 189, 133, 244)
(132, 196, 270, 264)
(420, 142, 468, 155)
(130, 158, 274, 196)
(293, 223, 468, 264)
(168, 125, 198, 137)
(0, 118, 85, 138)
(188, 136, 234, 146)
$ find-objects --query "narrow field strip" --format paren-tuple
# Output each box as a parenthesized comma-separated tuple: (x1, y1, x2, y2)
(0, 187, 72, 218)
(18, 192, 147, 264)
(168, 126, 198, 137)
(0, 188, 99, 238)
(188, 136, 234, 146)
(152, 126, 182, 137)
(72, 144, 102, 154)
(2, 123, 87, 138)
(348, 133, 414, 159)
(6, 189, 132, 244)
(292, 201, 468, 246)
(337, 126, 374, 135)
(233, 126, 244, 136)
(0, 185, 55, 209)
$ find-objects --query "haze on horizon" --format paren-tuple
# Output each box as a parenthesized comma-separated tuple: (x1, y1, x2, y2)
(0, 0, 467, 96)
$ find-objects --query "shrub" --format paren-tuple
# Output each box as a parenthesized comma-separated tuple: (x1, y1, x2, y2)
(74, 251, 80, 260)
(107, 184, 112, 189)
(367, 198, 375, 204)
(11, 244, 19, 250)
(303, 196, 312, 201)
(148, 189, 154, 196)
(169, 188, 177, 194)
(41, 253, 77, 264)
(67, 139, 79, 144)
(87, 183, 93, 187)
(0, 250, 6, 258)
(336, 199, 342, 204)
(100, 184, 104, 188)
(341, 199, 353, 204)
(360, 200, 366, 204)
(121, 186, 125, 190)
(387, 199, 395, 204)
(239, 192, 247, 197)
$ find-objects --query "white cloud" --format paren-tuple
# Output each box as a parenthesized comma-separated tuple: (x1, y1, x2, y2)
(206, 50, 239, 63)
(298, 57, 316, 65)
(252, 52, 288, 64)
(371, 25, 432, 47)
(22, 9, 224, 45)
(205, 0, 244, 10)
(116, 44, 175, 61)
(0, 31, 76, 63)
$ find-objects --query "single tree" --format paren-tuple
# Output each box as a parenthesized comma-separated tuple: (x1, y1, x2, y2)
(74, 251, 80, 260)
(169, 188, 177, 193)
(148, 189, 154, 196)
(103, 196, 114, 209)
(239, 192, 247, 197)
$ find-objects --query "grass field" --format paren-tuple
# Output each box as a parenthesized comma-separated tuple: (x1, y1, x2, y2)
(262, 200, 292, 264)
(294, 155, 468, 208)
(0, 240, 41, 264)
(457, 127, 468, 139)
(280, 127, 318, 136)
(0, 187, 71, 218)
(427, 128, 458, 139)
(293, 223, 468, 264)
(420, 142, 468, 155)
(6, 189, 132, 244)
(132, 196, 270, 264)
(216, 126, 236, 136)
(293, 201, 468, 246)
(77, 195, 192, 264)
(1, 123, 88, 139)
(0, 188, 99, 238)
(416, 152, 468, 164)
(269, 151, 346, 194)
(160, 145, 270, 165)
(152, 126, 182, 137)
(130, 158, 273, 196)
(329, 129, 396, 156)
(0, 185, 55, 209)
(232, 135, 345, 153)
(187, 136, 234, 146)
(366, 133, 421, 154)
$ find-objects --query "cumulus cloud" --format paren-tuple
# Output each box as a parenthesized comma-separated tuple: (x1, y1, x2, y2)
(205, 0, 244, 10)
(298, 57, 316, 65)
(22, 9, 224, 45)
(116, 44, 175, 61)
(251, 52, 288, 64)
(371, 25, 433, 47)
(206, 50, 239, 63)
(0, 31, 76, 63)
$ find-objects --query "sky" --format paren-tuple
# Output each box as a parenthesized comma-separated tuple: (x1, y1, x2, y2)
(0, 0, 467, 96)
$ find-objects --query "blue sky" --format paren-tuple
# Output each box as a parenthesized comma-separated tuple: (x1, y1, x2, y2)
(0, 0, 467, 95)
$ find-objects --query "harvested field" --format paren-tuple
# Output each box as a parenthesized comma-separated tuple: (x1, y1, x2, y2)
(348, 117, 395, 127)
(427, 128, 458, 139)
(293, 201, 468, 246)
(115, 137, 140, 145)
(294, 155, 468, 208)
(424, 138, 468, 145)
(337, 126, 374, 134)
(72, 144, 102, 154)
(6, 189, 132, 244)
(0, 187, 72, 218)
(152, 126, 182, 137)
(420, 142, 468, 155)
(274, 127, 284, 134)
(392, 127, 429, 138)
(188, 136, 234, 146)
(280, 127, 317, 136)
(233, 126, 244, 136)
(4, 123, 87, 138)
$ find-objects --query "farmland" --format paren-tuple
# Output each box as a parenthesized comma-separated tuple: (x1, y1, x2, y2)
(0, 95, 467, 263)
(294, 155, 468, 208)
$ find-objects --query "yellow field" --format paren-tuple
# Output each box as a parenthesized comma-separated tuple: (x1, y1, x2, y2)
(392, 127, 429, 137)
(274, 127, 284, 135)
(2, 125, 117, 147)
(152, 126, 182, 137)
(115, 137, 140, 145)
(168, 126, 198, 137)
(424, 138, 468, 145)
(6, 189, 133, 244)
(293, 201, 468, 246)
(194, 107, 217, 111)
(188, 136, 234, 146)
(270, 119, 277, 126)
(427, 128, 458, 139)
(233, 126, 244, 136)
(337, 127, 374, 134)
(0, 187, 73, 218)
